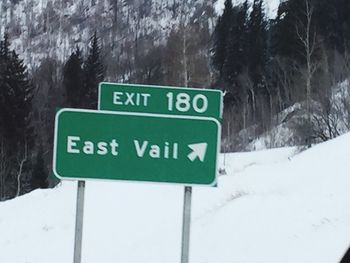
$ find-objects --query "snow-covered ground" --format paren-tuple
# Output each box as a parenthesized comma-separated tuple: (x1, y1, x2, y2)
(1, 133, 350, 262)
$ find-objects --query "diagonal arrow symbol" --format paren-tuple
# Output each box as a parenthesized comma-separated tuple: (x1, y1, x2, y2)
(187, 143, 208, 162)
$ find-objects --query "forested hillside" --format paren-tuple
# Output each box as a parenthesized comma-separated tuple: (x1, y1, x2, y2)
(213, 0, 350, 151)
(1, 0, 350, 200)
(0, 0, 215, 200)
(0, 0, 214, 84)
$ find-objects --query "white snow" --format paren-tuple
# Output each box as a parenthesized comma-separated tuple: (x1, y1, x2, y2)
(245, 79, 350, 151)
(1, 133, 350, 262)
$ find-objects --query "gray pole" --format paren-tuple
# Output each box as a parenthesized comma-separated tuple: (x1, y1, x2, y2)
(74, 180, 85, 263)
(181, 186, 192, 263)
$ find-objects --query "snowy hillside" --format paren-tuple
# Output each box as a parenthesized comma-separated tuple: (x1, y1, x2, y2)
(240, 79, 350, 151)
(1, 132, 350, 262)
(0, 0, 213, 70)
(0, 0, 280, 70)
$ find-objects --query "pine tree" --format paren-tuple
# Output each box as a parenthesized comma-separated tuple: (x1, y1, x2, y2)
(313, 0, 350, 52)
(0, 33, 11, 142)
(7, 50, 34, 150)
(272, 0, 312, 61)
(212, 0, 234, 80)
(83, 32, 104, 109)
(336, 0, 350, 51)
(247, 0, 268, 84)
(222, 1, 249, 89)
(236, 0, 249, 67)
(0, 33, 35, 199)
(31, 145, 48, 189)
(245, 0, 271, 128)
(0, 33, 10, 59)
(63, 47, 84, 108)
(0, 41, 34, 153)
(314, 0, 337, 50)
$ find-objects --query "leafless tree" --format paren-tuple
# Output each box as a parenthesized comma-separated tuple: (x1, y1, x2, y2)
(15, 143, 28, 198)
(311, 99, 341, 142)
(296, 0, 319, 116)
(268, 56, 298, 113)
(238, 70, 256, 130)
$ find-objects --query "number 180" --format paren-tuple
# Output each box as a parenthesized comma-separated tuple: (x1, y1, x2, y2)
(166, 92, 208, 113)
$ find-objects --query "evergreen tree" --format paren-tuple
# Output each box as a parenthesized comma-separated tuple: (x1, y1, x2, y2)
(212, 0, 234, 79)
(314, 0, 350, 52)
(0, 33, 11, 142)
(0, 33, 35, 199)
(0, 43, 34, 152)
(314, 0, 338, 50)
(222, 1, 249, 88)
(247, 0, 268, 84)
(272, 1, 296, 58)
(236, 0, 249, 67)
(336, 0, 350, 51)
(83, 32, 104, 109)
(0, 33, 10, 59)
(63, 47, 84, 108)
(31, 57, 63, 189)
(0, 33, 12, 200)
(272, 0, 315, 61)
(245, 0, 271, 128)
(31, 145, 48, 189)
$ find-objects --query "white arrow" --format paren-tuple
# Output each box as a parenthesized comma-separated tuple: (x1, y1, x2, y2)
(187, 143, 208, 162)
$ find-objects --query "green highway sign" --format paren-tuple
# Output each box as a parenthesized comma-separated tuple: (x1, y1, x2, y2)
(98, 82, 223, 120)
(53, 109, 220, 186)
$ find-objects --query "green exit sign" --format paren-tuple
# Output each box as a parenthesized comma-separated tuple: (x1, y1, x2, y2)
(98, 82, 223, 120)
(53, 109, 220, 186)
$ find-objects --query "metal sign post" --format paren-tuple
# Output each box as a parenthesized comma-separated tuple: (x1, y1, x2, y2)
(97, 82, 223, 263)
(181, 186, 192, 263)
(53, 82, 223, 263)
(73, 180, 85, 263)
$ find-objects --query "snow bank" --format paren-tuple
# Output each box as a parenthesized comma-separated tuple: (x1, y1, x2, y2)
(1, 133, 350, 262)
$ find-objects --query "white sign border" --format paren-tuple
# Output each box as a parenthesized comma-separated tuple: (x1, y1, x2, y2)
(97, 82, 224, 119)
(53, 108, 221, 187)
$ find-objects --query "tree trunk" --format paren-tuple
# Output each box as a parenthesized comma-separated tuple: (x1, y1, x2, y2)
(16, 143, 28, 198)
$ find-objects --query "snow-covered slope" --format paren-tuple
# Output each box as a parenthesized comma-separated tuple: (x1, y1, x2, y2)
(244, 79, 350, 151)
(1, 133, 350, 262)
(0, 0, 212, 71)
